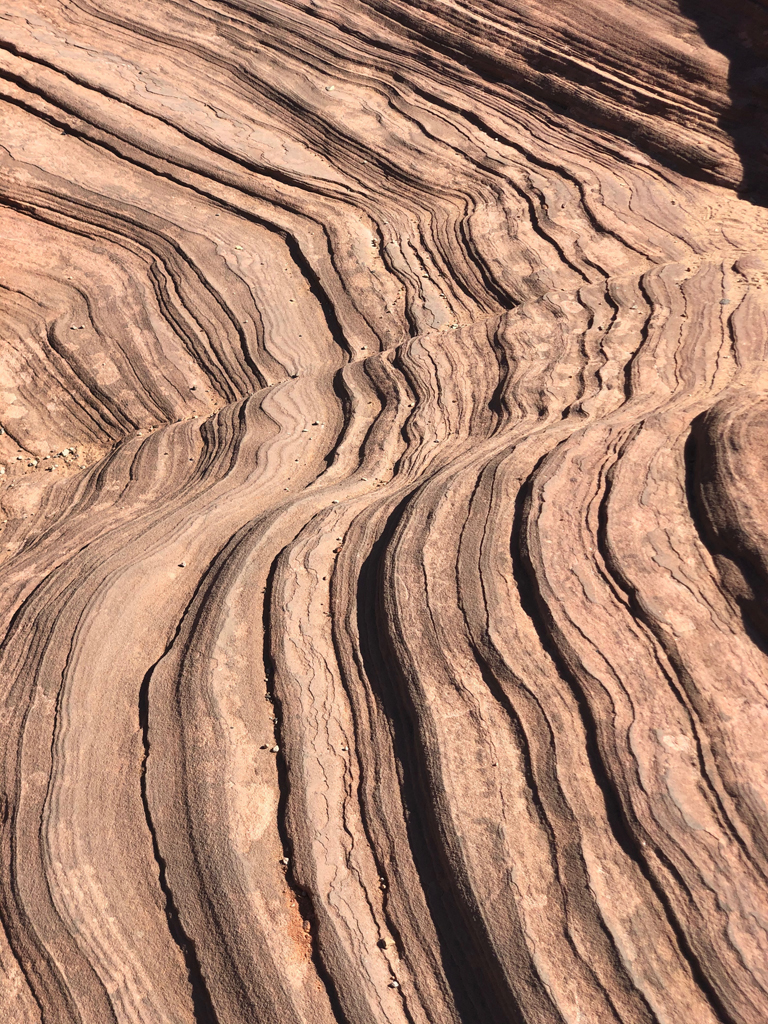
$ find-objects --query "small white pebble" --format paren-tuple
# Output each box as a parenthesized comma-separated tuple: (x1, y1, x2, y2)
(179, 561, 187, 568)
(325, 85, 335, 91)
(271, 745, 280, 753)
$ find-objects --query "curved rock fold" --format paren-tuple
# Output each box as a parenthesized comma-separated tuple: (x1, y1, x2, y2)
(1, 1, 767, 1022)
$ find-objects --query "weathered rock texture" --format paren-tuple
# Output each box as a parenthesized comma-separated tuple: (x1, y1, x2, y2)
(1, 2, 767, 1022)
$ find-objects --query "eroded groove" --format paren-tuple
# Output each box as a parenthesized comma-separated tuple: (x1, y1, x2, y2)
(139, 659, 219, 1024)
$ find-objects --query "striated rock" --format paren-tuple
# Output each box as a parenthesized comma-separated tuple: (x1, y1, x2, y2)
(0, 1, 767, 1022)
(691, 390, 768, 640)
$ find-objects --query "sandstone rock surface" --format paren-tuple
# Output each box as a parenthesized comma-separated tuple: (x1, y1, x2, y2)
(1, 1, 767, 1022)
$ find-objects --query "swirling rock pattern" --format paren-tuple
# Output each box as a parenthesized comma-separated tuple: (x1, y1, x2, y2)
(1, 1, 767, 1022)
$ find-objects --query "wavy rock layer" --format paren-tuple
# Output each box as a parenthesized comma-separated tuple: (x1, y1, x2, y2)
(1, 2, 768, 1022)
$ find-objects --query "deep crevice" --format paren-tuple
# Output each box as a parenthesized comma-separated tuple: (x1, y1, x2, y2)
(355, 491, 536, 1024)
(138, 653, 220, 1024)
